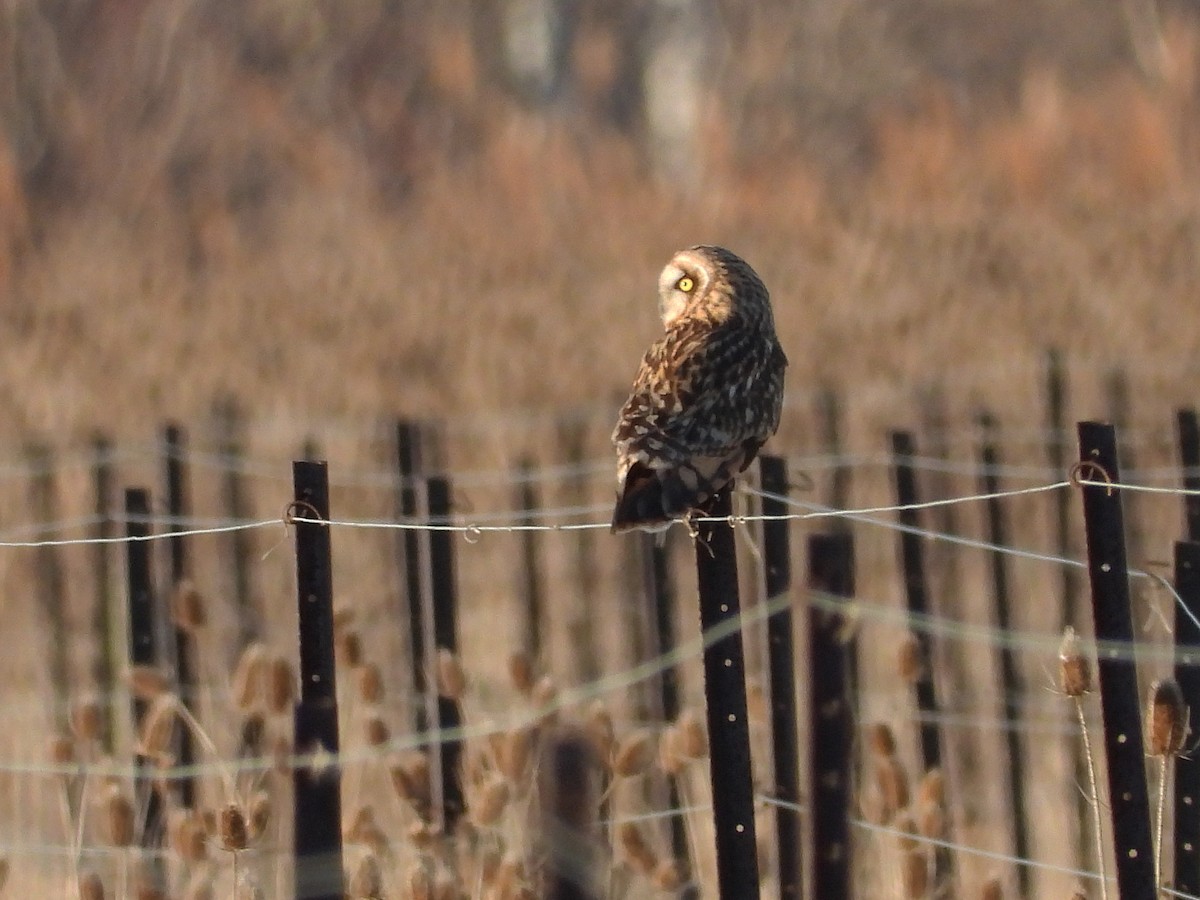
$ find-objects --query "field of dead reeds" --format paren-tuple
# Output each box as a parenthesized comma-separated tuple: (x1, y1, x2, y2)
(5, 2, 1200, 897)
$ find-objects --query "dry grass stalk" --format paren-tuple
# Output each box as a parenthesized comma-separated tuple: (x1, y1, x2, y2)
(104, 786, 136, 846)
(70, 696, 103, 743)
(128, 665, 171, 700)
(79, 871, 106, 900)
(171, 579, 207, 631)
(1060, 626, 1107, 900)
(219, 802, 250, 851)
(231, 643, 268, 711)
(348, 852, 383, 898)
(1149, 677, 1188, 892)
(266, 656, 295, 714)
(358, 663, 384, 704)
(437, 648, 467, 700)
(612, 728, 655, 778)
(618, 822, 658, 875)
(272, 735, 292, 775)
(508, 651, 536, 696)
(1059, 626, 1091, 697)
(0, 857, 7, 892)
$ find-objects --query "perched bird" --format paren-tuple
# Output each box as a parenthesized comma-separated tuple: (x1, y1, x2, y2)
(611, 245, 788, 533)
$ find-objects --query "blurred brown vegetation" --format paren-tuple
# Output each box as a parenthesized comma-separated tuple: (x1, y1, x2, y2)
(1, 0, 1200, 443)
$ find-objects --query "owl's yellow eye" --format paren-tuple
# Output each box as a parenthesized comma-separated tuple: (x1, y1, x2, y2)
(677, 276, 695, 293)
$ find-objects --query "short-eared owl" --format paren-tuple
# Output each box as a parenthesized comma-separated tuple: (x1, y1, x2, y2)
(611, 245, 788, 532)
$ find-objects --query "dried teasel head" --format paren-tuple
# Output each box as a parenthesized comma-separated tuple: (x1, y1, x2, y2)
(470, 774, 510, 827)
(617, 822, 658, 875)
(70, 696, 104, 743)
(651, 859, 684, 892)
(49, 733, 75, 766)
(898, 633, 925, 683)
(980, 876, 1003, 900)
(231, 643, 268, 712)
(128, 665, 171, 701)
(337, 629, 363, 668)
(612, 729, 656, 778)
(219, 802, 249, 852)
(266, 656, 295, 715)
(247, 791, 271, 841)
(1059, 627, 1091, 697)
(584, 701, 614, 760)
(168, 809, 208, 864)
(497, 725, 536, 780)
(103, 785, 136, 847)
(867, 723, 898, 759)
(171, 579, 207, 632)
(1147, 678, 1188, 757)
(873, 754, 910, 823)
(507, 651, 535, 696)
(357, 663, 384, 705)
(364, 715, 390, 748)
(79, 871, 106, 900)
(675, 709, 708, 758)
(901, 850, 929, 899)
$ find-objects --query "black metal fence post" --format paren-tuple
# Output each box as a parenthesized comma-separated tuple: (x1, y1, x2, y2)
(215, 397, 256, 647)
(1177, 408, 1200, 541)
(395, 420, 429, 734)
(515, 458, 544, 660)
(759, 456, 802, 898)
(807, 532, 855, 900)
(125, 488, 166, 887)
(163, 423, 196, 809)
(1075, 421, 1155, 897)
(27, 443, 68, 727)
(695, 488, 760, 898)
(291, 461, 345, 900)
(978, 413, 1029, 897)
(889, 431, 943, 770)
(428, 475, 465, 832)
(91, 435, 117, 750)
(1174, 540, 1200, 893)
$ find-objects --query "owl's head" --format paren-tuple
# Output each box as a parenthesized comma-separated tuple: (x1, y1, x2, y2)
(657, 245, 770, 329)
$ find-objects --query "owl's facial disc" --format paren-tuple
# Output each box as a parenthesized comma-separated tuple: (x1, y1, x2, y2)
(657, 258, 707, 327)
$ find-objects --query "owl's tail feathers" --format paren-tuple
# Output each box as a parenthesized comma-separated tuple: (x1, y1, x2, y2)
(610, 462, 708, 533)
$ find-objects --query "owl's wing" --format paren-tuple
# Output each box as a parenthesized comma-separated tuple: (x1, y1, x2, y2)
(611, 320, 787, 531)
